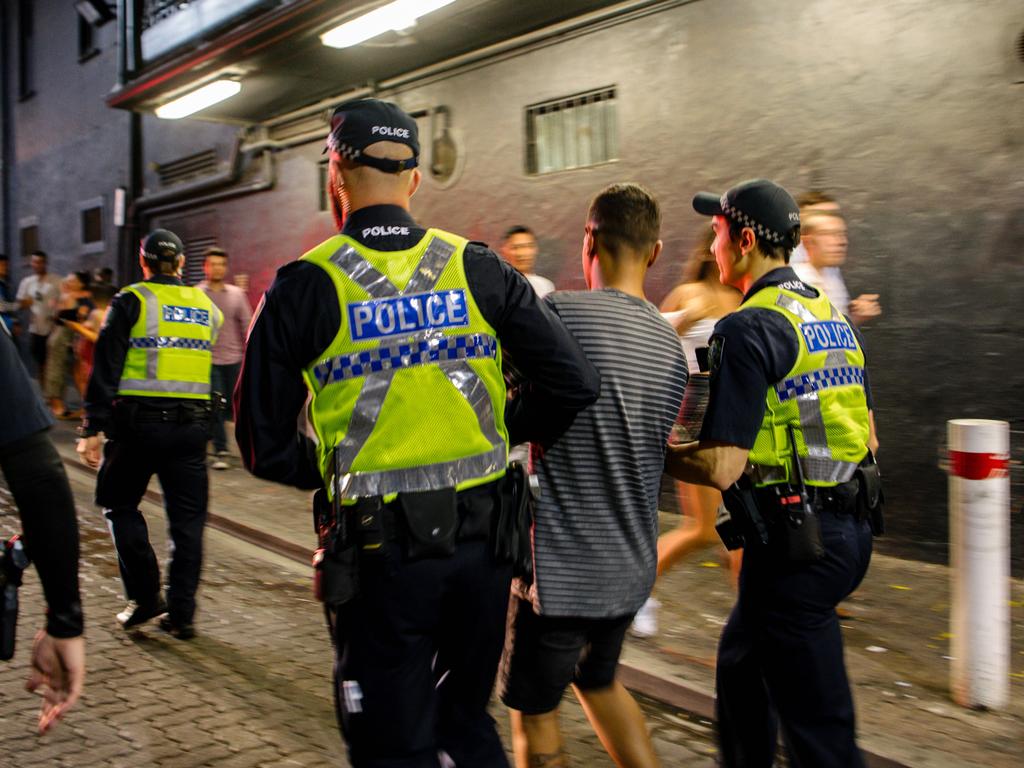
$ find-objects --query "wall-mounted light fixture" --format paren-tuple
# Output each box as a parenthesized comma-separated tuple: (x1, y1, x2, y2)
(321, 0, 456, 49)
(74, 0, 116, 26)
(155, 79, 242, 120)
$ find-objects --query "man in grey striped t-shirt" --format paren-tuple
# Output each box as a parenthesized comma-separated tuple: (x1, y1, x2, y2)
(501, 183, 687, 768)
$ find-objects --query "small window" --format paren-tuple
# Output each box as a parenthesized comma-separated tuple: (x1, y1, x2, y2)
(82, 206, 103, 244)
(20, 224, 40, 258)
(525, 87, 618, 175)
(18, 0, 35, 100)
(319, 160, 330, 212)
(78, 15, 99, 62)
(78, 198, 105, 253)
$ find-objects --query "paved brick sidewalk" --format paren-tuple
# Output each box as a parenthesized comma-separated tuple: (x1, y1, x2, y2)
(0, 463, 716, 766)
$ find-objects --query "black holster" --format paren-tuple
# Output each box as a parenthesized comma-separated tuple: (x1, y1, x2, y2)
(494, 462, 534, 581)
(312, 488, 359, 607)
(855, 453, 886, 536)
(759, 484, 825, 564)
(719, 479, 768, 551)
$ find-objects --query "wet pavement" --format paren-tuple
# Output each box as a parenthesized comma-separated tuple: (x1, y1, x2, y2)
(3, 420, 1020, 767)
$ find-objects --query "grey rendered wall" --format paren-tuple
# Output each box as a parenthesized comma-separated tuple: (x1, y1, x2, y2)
(9, 0, 129, 281)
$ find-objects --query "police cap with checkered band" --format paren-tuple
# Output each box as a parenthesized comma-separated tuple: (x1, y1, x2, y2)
(324, 98, 420, 174)
(141, 229, 184, 263)
(692, 179, 800, 245)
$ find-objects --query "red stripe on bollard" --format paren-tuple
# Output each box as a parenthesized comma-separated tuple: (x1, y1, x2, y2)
(948, 450, 1009, 480)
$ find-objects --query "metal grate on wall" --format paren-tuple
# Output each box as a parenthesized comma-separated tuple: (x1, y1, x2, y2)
(155, 149, 219, 187)
(183, 235, 217, 286)
(525, 87, 618, 175)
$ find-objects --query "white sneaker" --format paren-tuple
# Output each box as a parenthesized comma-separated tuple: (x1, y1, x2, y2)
(630, 597, 660, 638)
(211, 458, 229, 470)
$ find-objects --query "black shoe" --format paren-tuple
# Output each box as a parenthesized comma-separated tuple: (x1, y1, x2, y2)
(158, 616, 196, 641)
(117, 598, 167, 629)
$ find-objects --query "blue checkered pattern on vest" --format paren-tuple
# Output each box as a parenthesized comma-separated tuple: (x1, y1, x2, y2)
(313, 333, 498, 387)
(129, 336, 213, 351)
(775, 366, 864, 401)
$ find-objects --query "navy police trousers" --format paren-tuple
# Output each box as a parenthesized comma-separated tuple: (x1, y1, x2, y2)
(716, 509, 873, 768)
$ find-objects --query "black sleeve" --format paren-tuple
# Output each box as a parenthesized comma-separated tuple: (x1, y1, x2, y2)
(234, 261, 338, 490)
(849, 317, 875, 410)
(83, 290, 139, 434)
(463, 243, 601, 446)
(699, 309, 799, 449)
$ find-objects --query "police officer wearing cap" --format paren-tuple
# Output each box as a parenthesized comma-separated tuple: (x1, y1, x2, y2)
(665, 180, 882, 767)
(78, 230, 223, 640)
(236, 98, 599, 767)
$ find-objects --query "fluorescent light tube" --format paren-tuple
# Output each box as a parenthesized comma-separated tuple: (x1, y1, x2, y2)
(321, 0, 456, 49)
(155, 80, 242, 119)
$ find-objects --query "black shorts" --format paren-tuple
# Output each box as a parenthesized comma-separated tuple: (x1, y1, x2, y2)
(499, 596, 633, 715)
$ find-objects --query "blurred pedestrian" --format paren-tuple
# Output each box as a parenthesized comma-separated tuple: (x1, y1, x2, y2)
(92, 266, 114, 287)
(667, 179, 882, 768)
(501, 183, 685, 768)
(63, 282, 115, 400)
(77, 230, 222, 641)
(16, 251, 62, 377)
(791, 192, 881, 325)
(236, 97, 598, 767)
(501, 225, 555, 298)
(197, 246, 252, 470)
(795, 209, 881, 325)
(1, 324, 85, 734)
(45, 271, 94, 418)
(0, 254, 19, 333)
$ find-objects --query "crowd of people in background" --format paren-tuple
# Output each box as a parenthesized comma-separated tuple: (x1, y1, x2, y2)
(1, 247, 253, 470)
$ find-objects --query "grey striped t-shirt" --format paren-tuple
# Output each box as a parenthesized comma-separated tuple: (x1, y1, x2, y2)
(531, 289, 688, 618)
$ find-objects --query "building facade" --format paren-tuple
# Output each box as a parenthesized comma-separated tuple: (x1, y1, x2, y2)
(3, 0, 1023, 567)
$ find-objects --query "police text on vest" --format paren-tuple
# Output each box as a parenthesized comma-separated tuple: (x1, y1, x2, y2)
(348, 290, 469, 341)
(162, 305, 211, 326)
(799, 321, 857, 353)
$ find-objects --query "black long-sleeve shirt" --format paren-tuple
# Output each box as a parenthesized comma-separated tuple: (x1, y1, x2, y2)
(83, 275, 191, 434)
(1, 327, 83, 637)
(235, 204, 600, 490)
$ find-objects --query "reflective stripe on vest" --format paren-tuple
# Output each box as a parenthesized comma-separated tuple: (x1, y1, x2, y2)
(746, 288, 868, 486)
(319, 237, 507, 500)
(118, 283, 220, 398)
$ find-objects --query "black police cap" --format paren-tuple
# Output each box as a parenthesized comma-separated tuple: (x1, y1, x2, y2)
(693, 179, 801, 245)
(141, 229, 184, 262)
(324, 98, 420, 174)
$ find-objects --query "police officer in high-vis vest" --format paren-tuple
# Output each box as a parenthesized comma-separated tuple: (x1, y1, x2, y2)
(78, 230, 223, 641)
(236, 98, 599, 767)
(666, 180, 883, 768)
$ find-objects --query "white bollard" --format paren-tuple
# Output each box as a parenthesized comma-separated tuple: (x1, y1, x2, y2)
(948, 418, 1010, 709)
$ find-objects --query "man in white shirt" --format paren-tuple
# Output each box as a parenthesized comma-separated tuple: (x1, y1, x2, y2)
(501, 225, 555, 298)
(16, 251, 63, 376)
(792, 210, 880, 325)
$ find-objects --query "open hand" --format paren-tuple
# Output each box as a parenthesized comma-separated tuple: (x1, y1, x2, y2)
(26, 630, 86, 734)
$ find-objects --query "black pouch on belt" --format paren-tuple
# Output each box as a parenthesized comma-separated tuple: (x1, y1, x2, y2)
(398, 488, 458, 561)
(494, 462, 535, 580)
(855, 453, 886, 536)
(763, 484, 825, 564)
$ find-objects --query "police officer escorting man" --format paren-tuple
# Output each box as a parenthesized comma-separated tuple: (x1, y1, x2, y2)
(665, 179, 883, 767)
(235, 98, 599, 767)
(78, 231, 223, 641)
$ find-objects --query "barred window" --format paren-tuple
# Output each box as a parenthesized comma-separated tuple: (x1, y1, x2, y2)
(525, 88, 617, 175)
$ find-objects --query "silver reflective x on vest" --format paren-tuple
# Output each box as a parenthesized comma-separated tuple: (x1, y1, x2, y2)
(320, 237, 506, 500)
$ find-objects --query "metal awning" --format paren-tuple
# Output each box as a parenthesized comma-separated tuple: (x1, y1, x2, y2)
(109, 0, 659, 125)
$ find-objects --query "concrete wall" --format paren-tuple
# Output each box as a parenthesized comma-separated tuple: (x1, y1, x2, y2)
(4, 0, 1023, 565)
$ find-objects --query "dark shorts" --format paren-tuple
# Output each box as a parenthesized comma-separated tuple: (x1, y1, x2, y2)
(499, 596, 633, 715)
